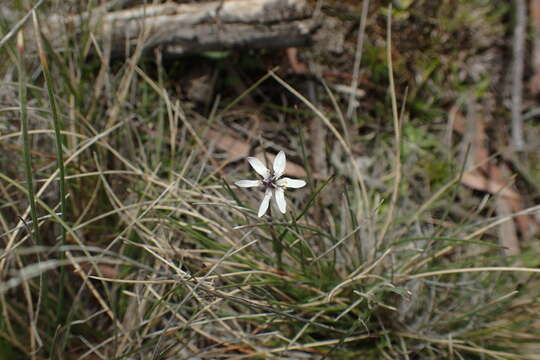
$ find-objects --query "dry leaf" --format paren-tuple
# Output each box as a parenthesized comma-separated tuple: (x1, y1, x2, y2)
(286, 47, 308, 74)
(208, 130, 312, 178)
(454, 107, 534, 244)
(460, 172, 520, 200)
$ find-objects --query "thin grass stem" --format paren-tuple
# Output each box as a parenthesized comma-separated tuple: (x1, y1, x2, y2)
(16, 34, 40, 245)
(32, 11, 68, 326)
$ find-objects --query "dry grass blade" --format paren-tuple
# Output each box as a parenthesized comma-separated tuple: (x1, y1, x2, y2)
(0, 0, 45, 50)
(1, 1, 539, 358)
(346, 0, 369, 119)
(377, 5, 403, 248)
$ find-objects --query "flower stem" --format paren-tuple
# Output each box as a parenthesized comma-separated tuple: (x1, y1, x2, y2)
(269, 207, 283, 270)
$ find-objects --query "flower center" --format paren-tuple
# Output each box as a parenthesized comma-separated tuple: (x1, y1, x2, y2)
(262, 175, 277, 189)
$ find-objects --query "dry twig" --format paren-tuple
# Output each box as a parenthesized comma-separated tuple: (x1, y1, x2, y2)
(529, 0, 540, 94)
(511, 0, 526, 150)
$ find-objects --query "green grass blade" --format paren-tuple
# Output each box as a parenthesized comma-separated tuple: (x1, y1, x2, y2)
(16, 33, 40, 245)
(32, 11, 68, 326)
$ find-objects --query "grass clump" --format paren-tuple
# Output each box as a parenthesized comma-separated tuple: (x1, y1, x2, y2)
(1, 1, 539, 359)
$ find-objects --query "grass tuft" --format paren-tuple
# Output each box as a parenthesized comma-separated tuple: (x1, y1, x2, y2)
(0, 1, 539, 359)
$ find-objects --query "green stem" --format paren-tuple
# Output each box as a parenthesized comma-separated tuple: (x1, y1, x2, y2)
(269, 207, 283, 270)
(33, 10, 68, 326)
(40, 39, 68, 326)
(17, 30, 50, 339)
(17, 42, 40, 245)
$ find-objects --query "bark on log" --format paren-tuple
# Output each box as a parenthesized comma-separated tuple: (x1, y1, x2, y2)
(35, 0, 319, 56)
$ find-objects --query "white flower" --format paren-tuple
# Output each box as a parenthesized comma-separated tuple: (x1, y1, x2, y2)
(235, 151, 306, 217)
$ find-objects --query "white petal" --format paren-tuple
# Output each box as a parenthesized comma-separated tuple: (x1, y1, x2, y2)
(235, 180, 262, 188)
(276, 177, 306, 189)
(247, 157, 270, 179)
(258, 188, 273, 217)
(273, 151, 286, 179)
(275, 187, 286, 214)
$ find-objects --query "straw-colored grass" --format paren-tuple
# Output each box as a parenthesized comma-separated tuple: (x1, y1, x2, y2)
(1, 1, 539, 359)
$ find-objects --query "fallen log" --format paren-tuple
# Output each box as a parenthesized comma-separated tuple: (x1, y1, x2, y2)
(34, 0, 319, 56)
